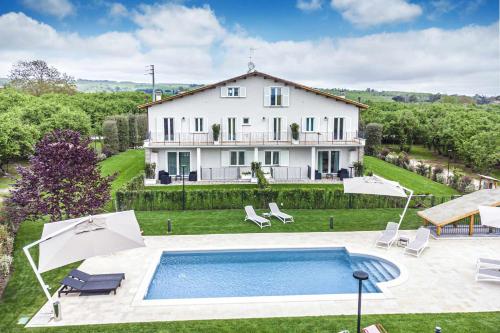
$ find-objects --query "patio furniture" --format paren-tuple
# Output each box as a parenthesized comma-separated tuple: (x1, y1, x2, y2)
(244, 206, 271, 229)
(404, 227, 430, 257)
(325, 173, 334, 180)
(158, 170, 171, 184)
(363, 323, 388, 333)
(476, 268, 500, 282)
(188, 171, 197, 181)
(477, 258, 500, 270)
(269, 202, 294, 223)
(58, 277, 122, 297)
(375, 222, 399, 249)
(175, 175, 182, 181)
(69, 269, 125, 283)
(338, 168, 349, 180)
(397, 236, 410, 247)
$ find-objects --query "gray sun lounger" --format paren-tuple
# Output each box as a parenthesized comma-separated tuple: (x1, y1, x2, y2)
(476, 268, 500, 282)
(404, 227, 430, 257)
(69, 269, 125, 282)
(269, 202, 294, 223)
(375, 222, 399, 249)
(476, 258, 500, 270)
(244, 205, 271, 229)
(59, 277, 122, 297)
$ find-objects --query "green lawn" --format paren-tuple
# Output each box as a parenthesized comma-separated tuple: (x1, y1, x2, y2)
(146, 183, 344, 191)
(364, 156, 458, 195)
(99, 149, 144, 194)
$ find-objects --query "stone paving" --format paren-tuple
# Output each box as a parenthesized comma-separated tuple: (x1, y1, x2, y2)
(28, 231, 500, 327)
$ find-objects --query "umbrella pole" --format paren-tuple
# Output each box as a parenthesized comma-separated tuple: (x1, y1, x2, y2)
(23, 244, 52, 303)
(398, 188, 413, 227)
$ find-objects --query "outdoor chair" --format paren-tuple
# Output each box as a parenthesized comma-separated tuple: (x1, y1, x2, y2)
(375, 222, 399, 249)
(476, 268, 500, 282)
(59, 277, 122, 297)
(69, 269, 125, 283)
(269, 202, 294, 223)
(363, 323, 388, 333)
(159, 170, 172, 184)
(477, 258, 500, 270)
(404, 227, 430, 257)
(338, 168, 349, 180)
(188, 171, 197, 181)
(244, 205, 271, 229)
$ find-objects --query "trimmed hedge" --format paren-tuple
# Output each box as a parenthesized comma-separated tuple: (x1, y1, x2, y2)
(116, 187, 457, 211)
(102, 120, 119, 155)
(111, 115, 129, 152)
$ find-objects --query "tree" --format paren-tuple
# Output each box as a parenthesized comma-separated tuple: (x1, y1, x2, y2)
(102, 120, 119, 156)
(0, 112, 38, 174)
(6, 130, 113, 224)
(128, 114, 139, 148)
(365, 123, 383, 156)
(110, 115, 129, 152)
(8, 60, 77, 96)
(40, 108, 92, 136)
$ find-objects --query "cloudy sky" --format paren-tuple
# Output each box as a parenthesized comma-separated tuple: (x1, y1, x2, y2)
(0, 0, 498, 95)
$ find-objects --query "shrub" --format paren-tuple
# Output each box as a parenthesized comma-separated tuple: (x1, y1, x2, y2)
(353, 161, 364, 177)
(416, 161, 428, 176)
(458, 175, 473, 193)
(396, 152, 409, 167)
(449, 168, 463, 189)
(212, 124, 221, 142)
(0, 254, 13, 278)
(128, 114, 139, 148)
(136, 114, 148, 144)
(111, 115, 129, 152)
(102, 120, 119, 155)
(379, 147, 390, 158)
(251, 161, 269, 189)
(432, 166, 444, 181)
(145, 163, 156, 179)
(290, 123, 300, 140)
(365, 123, 383, 156)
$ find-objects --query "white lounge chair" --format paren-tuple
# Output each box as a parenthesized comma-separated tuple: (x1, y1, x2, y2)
(375, 222, 399, 249)
(244, 206, 271, 229)
(269, 203, 294, 223)
(477, 258, 500, 270)
(476, 268, 500, 282)
(404, 227, 430, 257)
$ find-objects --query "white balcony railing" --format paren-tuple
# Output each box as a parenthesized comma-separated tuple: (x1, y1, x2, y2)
(147, 131, 363, 146)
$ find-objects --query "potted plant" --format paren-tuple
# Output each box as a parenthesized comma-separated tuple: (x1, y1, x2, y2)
(212, 124, 220, 144)
(290, 123, 300, 144)
(250, 161, 261, 183)
(144, 162, 157, 185)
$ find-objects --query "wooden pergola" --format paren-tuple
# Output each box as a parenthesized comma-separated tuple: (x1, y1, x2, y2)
(418, 188, 500, 236)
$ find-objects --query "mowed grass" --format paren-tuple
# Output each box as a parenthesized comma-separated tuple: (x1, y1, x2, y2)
(146, 183, 344, 191)
(99, 149, 144, 194)
(135, 208, 421, 235)
(364, 156, 458, 195)
(1, 212, 499, 333)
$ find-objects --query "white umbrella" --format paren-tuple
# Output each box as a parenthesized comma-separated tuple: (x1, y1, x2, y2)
(24, 210, 145, 303)
(478, 206, 500, 228)
(343, 175, 413, 226)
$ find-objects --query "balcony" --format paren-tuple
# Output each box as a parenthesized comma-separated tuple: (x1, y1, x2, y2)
(146, 131, 364, 147)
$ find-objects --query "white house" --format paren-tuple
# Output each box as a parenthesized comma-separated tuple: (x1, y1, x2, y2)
(139, 71, 368, 182)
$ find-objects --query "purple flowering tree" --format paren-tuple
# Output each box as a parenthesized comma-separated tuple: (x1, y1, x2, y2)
(7, 130, 113, 225)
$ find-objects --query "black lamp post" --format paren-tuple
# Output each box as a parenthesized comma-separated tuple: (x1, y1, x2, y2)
(353, 270, 369, 333)
(447, 149, 452, 184)
(181, 165, 186, 210)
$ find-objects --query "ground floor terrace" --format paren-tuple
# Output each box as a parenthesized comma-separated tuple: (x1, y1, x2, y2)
(145, 145, 363, 182)
(28, 229, 500, 328)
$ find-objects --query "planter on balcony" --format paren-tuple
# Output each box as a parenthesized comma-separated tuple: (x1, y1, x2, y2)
(144, 178, 157, 186)
(292, 138, 299, 144)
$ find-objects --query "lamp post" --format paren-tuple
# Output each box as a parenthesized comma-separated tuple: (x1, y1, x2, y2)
(181, 165, 186, 210)
(353, 270, 369, 333)
(447, 149, 452, 184)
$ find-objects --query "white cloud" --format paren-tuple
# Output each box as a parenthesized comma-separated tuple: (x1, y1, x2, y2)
(22, 0, 75, 19)
(331, 0, 422, 27)
(0, 6, 498, 95)
(296, 0, 323, 12)
(109, 3, 128, 18)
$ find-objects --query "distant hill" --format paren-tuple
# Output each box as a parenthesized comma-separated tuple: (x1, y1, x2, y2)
(75, 79, 201, 93)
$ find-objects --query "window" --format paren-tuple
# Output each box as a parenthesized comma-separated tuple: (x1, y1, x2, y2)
(228, 87, 240, 97)
(194, 118, 204, 132)
(265, 151, 280, 166)
(334, 117, 344, 140)
(167, 151, 191, 175)
(270, 87, 282, 106)
(230, 151, 245, 166)
(242, 117, 250, 125)
(305, 117, 315, 132)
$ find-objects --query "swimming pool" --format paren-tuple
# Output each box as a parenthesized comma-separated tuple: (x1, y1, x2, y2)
(144, 248, 400, 300)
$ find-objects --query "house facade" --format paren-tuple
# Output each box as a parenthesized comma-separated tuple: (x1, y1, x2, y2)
(139, 71, 368, 182)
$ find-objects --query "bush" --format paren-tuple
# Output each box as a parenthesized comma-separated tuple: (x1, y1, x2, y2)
(290, 123, 300, 140)
(110, 115, 129, 152)
(379, 147, 391, 158)
(432, 166, 444, 181)
(136, 114, 148, 144)
(353, 161, 364, 176)
(416, 161, 428, 176)
(145, 163, 156, 179)
(128, 114, 139, 148)
(212, 124, 221, 142)
(0, 254, 13, 278)
(102, 120, 119, 155)
(365, 123, 383, 156)
(458, 175, 473, 193)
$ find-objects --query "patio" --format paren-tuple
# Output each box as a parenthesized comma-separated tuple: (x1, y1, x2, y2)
(28, 230, 500, 327)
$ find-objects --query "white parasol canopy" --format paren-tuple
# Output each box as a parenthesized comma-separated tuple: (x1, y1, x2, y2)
(343, 175, 407, 198)
(343, 175, 413, 226)
(478, 206, 500, 228)
(24, 210, 145, 304)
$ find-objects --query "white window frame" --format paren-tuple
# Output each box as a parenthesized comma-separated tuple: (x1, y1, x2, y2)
(194, 117, 204, 133)
(242, 117, 251, 125)
(305, 117, 315, 132)
(264, 151, 280, 166)
(229, 150, 246, 166)
(270, 86, 283, 106)
(333, 117, 345, 140)
(227, 86, 240, 97)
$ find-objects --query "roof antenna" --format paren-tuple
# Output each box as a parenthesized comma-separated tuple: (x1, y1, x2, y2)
(247, 47, 256, 73)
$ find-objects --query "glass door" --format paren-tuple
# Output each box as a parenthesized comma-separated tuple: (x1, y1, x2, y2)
(167, 152, 177, 175)
(179, 152, 191, 175)
(273, 117, 282, 140)
(227, 118, 236, 141)
(330, 151, 340, 173)
(333, 117, 344, 140)
(164, 118, 174, 141)
(317, 151, 329, 174)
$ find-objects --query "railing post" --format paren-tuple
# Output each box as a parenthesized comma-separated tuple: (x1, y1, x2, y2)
(469, 215, 474, 236)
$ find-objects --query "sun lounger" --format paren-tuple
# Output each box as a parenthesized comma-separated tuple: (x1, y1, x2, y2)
(69, 269, 125, 282)
(244, 206, 271, 229)
(375, 222, 399, 249)
(58, 277, 122, 297)
(404, 227, 430, 257)
(476, 268, 500, 282)
(363, 323, 388, 333)
(477, 258, 500, 270)
(269, 202, 294, 223)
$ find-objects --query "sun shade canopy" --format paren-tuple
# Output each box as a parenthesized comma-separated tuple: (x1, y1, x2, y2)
(479, 205, 500, 228)
(38, 210, 145, 273)
(343, 175, 408, 198)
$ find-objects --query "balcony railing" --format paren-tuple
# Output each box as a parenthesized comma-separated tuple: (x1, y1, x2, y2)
(147, 131, 363, 146)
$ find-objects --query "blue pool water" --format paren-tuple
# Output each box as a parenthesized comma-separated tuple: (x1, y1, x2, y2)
(145, 248, 400, 300)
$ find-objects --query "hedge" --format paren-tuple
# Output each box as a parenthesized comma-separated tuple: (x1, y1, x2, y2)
(116, 187, 457, 211)
(110, 115, 129, 152)
(102, 120, 119, 155)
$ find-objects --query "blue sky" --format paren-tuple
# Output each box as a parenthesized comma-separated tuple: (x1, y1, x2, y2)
(0, 0, 498, 94)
